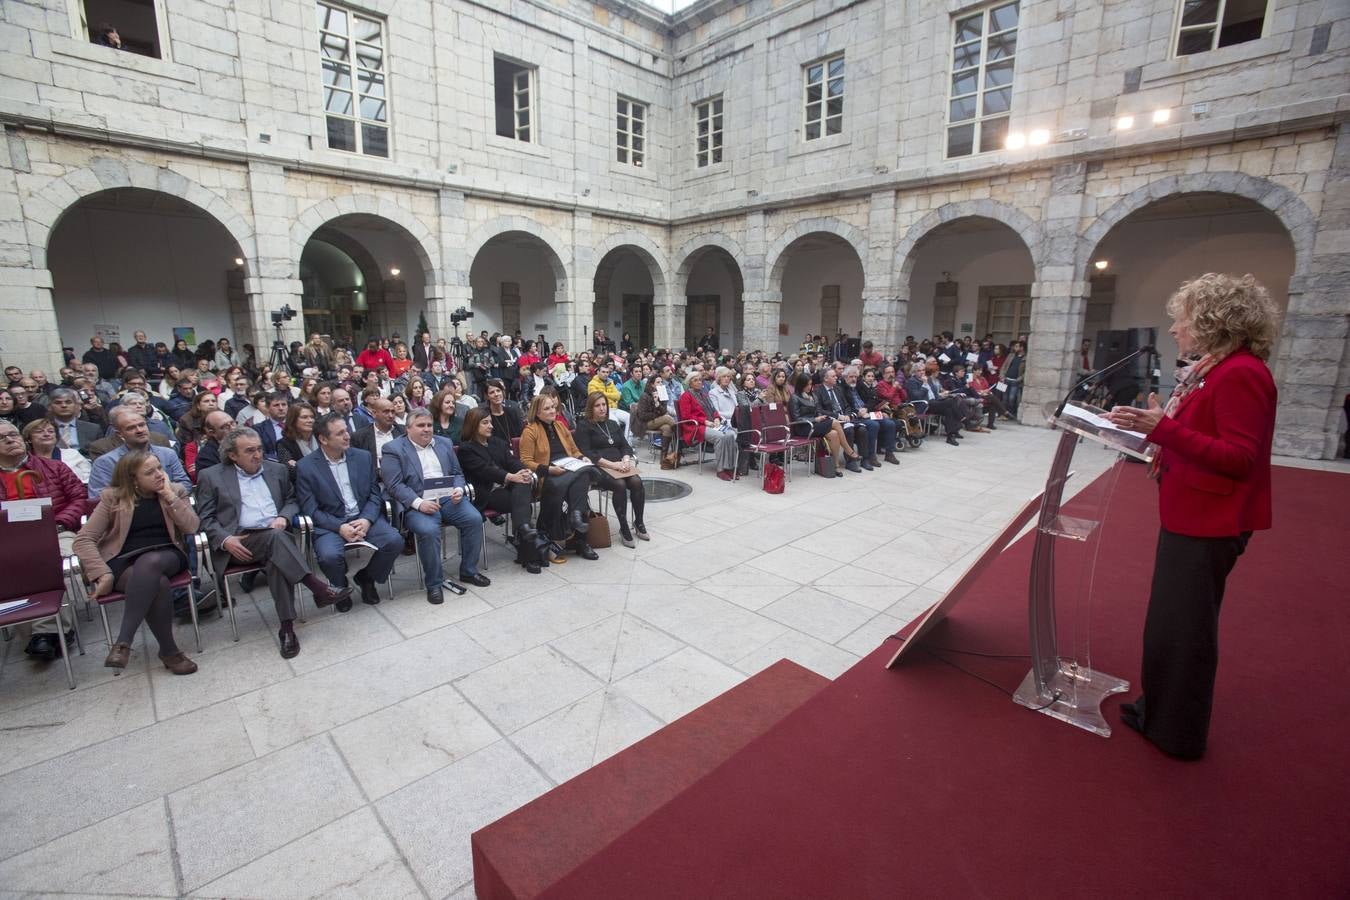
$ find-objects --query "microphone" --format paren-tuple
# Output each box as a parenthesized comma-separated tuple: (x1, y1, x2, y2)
(1054, 345, 1155, 419)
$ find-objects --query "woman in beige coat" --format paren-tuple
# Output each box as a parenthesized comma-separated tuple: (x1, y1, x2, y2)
(73, 449, 200, 674)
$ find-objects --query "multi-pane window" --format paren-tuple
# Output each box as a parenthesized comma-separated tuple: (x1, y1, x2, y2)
(317, 2, 388, 158)
(616, 97, 646, 167)
(1174, 0, 1269, 56)
(695, 96, 723, 167)
(803, 55, 844, 141)
(946, 2, 1018, 158)
(494, 58, 534, 142)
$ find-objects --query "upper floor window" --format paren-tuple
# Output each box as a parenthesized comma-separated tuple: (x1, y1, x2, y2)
(79, 0, 165, 58)
(804, 55, 844, 141)
(317, 2, 389, 158)
(947, 2, 1018, 158)
(616, 97, 647, 167)
(695, 96, 723, 167)
(494, 57, 535, 142)
(1175, 0, 1269, 56)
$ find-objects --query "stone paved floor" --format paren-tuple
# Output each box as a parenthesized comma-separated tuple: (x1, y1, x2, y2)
(12, 426, 1336, 898)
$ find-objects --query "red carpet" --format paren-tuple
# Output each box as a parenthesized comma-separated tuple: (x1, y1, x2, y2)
(539, 464, 1350, 899)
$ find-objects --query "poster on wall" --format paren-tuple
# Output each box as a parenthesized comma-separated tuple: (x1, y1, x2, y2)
(173, 326, 196, 346)
(93, 323, 121, 343)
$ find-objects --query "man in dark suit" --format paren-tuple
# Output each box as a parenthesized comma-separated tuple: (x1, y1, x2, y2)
(251, 391, 291, 460)
(45, 388, 101, 454)
(815, 368, 863, 472)
(296, 413, 403, 606)
(381, 409, 488, 605)
(351, 396, 405, 467)
(196, 427, 351, 657)
(412, 331, 436, 371)
(330, 387, 360, 436)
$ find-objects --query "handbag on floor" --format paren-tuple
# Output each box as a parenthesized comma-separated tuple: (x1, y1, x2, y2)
(585, 511, 612, 548)
(762, 462, 785, 494)
(815, 447, 837, 478)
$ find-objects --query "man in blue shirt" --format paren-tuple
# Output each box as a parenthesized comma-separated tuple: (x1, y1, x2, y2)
(88, 407, 190, 500)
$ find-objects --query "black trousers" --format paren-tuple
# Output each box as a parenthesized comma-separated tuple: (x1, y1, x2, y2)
(539, 469, 592, 539)
(480, 481, 533, 533)
(1139, 527, 1250, 758)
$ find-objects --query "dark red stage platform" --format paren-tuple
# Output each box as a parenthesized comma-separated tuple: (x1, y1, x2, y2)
(479, 464, 1350, 899)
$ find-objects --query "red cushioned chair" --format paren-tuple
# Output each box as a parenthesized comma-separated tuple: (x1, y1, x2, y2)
(71, 530, 205, 654)
(0, 505, 83, 689)
(759, 403, 816, 482)
(198, 525, 311, 641)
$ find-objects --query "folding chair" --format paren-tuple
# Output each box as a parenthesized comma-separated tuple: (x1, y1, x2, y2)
(0, 505, 82, 689)
(758, 403, 817, 482)
(736, 407, 792, 487)
(673, 418, 712, 473)
(197, 525, 310, 642)
(297, 511, 396, 608)
(69, 530, 205, 654)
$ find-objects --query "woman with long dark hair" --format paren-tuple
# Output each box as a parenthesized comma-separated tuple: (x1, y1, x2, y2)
(458, 407, 547, 573)
(576, 391, 648, 548)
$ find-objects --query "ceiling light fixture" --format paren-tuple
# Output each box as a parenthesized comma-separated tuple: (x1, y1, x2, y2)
(1094, 260, 1109, 271)
(1116, 115, 1134, 130)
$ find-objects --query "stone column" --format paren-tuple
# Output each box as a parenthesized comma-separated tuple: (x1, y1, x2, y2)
(433, 188, 467, 341)
(1271, 124, 1350, 459)
(862, 190, 901, 355)
(1, 128, 63, 372)
(1023, 162, 1091, 419)
(245, 161, 304, 352)
(739, 210, 776, 352)
(567, 210, 592, 351)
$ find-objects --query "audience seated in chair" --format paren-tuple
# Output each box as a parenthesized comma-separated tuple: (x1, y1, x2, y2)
(575, 391, 649, 548)
(518, 393, 599, 560)
(195, 427, 350, 658)
(458, 407, 551, 574)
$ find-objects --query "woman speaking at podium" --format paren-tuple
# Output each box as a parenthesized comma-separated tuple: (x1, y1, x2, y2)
(1105, 273, 1278, 760)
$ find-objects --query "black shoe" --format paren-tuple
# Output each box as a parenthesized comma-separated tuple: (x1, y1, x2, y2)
(523, 561, 542, 574)
(845, 459, 862, 473)
(946, 435, 959, 446)
(458, 571, 491, 588)
(353, 569, 380, 605)
(279, 629, 300, 659)
(488, 513, 507, 526)
(401, 534, 417, 557)
(239, 571, 259, 593)
(23, 630, 75, 661)
(860, 458, 875, 471)
(569, 507, 590, 534)
(426, 586, 444, 605)
(573, 540, 599, 561)
(951, 431, 964, 440)
(884, 453, 900, 465)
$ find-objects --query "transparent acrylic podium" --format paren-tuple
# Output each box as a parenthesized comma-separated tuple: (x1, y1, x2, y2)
(1011, 400, 1157, 736)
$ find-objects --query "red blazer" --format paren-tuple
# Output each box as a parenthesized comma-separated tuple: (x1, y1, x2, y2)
(1147, 349, 1275, 538)
(677, 389, 712, 445)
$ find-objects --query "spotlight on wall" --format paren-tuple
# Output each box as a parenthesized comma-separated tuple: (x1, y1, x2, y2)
(1028, 129, 1050, 146)
(233, 257, 244, 267)
(1004, 131, 1026, 150)
(1152, 108, 1171, 124)
(389, 267, 401, 277)
(1116, 115, 1134, 131)
(1094, 259, 1109, 271)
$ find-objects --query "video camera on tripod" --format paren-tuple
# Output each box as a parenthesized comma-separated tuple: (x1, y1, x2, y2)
(268, 304, 298, 372)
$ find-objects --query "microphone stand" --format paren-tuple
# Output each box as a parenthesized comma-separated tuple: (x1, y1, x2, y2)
(1054, 345, 1154, 419)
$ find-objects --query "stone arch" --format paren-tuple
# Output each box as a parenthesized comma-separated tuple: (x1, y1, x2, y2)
(292, 194, 440, 284)
(1078, 172, 1316, 279)
(590, 229, 669, 296)
(765, 216, 869, 290)
(673, 232, 747, 298)
(463, 215, 571, 291)
(892, 199, 1043, 293)
(29, 157, 257, 272)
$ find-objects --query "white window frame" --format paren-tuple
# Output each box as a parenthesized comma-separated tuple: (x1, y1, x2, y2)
(802, 54, 845, 142)
(316, 1, 390, 158)
(945, 2, 1019, 159)
(1172, 0, 1271, 57)
(695, 95, 724, 168)
(71, 0, 173, 61)
(616, 96, 647, 168)
(493, 56, 536, 143)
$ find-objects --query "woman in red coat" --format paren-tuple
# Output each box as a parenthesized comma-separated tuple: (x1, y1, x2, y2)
(1106, 273, 1279, 759)
(676, 372, 738, 480)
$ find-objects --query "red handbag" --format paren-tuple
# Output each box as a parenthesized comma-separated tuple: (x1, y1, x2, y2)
(762, 462, 785, 494)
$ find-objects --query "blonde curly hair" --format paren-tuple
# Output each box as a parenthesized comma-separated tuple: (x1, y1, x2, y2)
(1166, 273, 1280, 361)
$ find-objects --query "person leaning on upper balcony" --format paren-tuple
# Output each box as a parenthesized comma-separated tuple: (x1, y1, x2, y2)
(1105, 273, 1279, 761)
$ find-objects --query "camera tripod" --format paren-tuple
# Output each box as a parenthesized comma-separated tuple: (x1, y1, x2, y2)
(267, 323, 290, 373)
